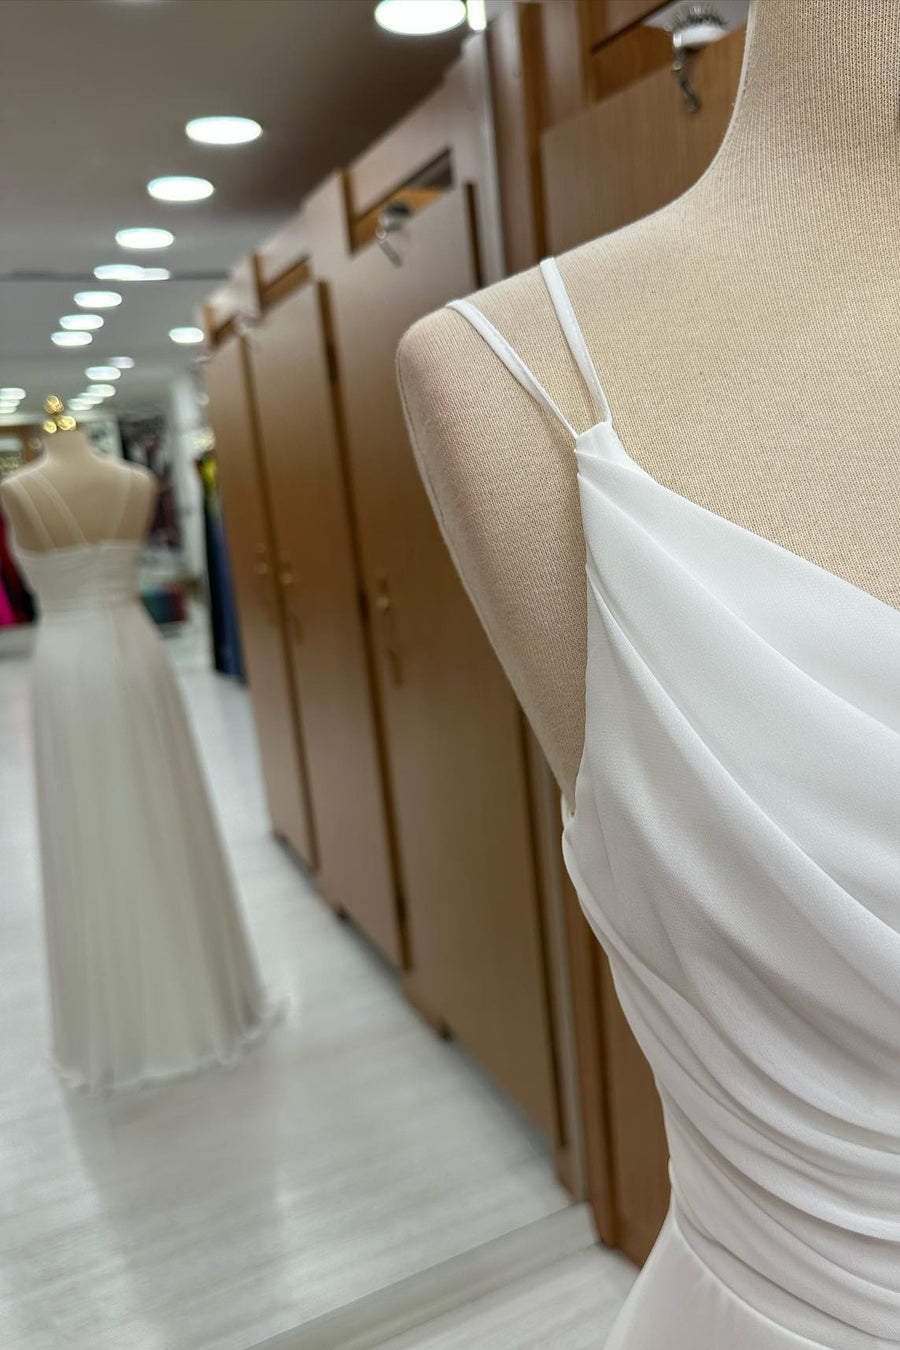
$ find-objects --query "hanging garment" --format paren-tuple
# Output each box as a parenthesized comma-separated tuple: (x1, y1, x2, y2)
(447, 258, 900, 1350)
(11, 470, 279, 1094)
(0, 510, 34, 624)
(197, 453, 244, 679)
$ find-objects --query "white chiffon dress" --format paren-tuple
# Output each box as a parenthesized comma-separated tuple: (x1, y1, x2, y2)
(448, 259, 900, 1349)
(13, 471, 277, 1094)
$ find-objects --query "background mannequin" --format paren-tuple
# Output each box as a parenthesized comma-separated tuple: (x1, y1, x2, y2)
(398, 0, 900, 806)
(0, 428, 156, 550)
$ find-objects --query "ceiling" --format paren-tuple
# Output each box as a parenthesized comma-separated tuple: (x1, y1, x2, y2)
(0, 0, 465, 417)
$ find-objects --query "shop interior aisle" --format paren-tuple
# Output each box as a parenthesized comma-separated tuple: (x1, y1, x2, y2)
(0, 622, 633, 1350)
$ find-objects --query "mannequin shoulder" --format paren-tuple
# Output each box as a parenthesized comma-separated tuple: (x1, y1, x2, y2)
(397, 265, 552, 443)
(120, 461, 159, 502)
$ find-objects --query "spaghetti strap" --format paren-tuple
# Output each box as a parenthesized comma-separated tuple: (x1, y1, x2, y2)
(446, 298, 577, 439)
(7, 479, 57, 551)
(539, 258, 612, 426)
(29, 475, 89, 545)
(108, 469, 133, 540)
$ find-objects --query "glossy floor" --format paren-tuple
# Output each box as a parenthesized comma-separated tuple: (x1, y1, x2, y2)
(0, 621, 587, 1350)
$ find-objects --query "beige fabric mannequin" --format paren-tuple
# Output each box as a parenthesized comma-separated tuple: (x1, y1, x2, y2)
(398, 0, 900, 807)
(0, 430, 156, 551)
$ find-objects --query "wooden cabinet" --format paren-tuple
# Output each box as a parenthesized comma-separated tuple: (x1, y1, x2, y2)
(542, 26, 747, 254)
(329, 188, 559, 1138)
(203, 335, 316, 867)
(245, 285, 402, 966)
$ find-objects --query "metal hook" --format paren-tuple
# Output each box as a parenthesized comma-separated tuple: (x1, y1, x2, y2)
(376, 200, 412, 267)
(668, 4, 727, 113)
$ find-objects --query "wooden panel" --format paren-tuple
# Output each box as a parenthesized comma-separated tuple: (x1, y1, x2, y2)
(247, 285, 403, 967)
(487, 1, 545, 272)
(542, 26, 746, 253)
(599, 953, 670, 1264)
(201, 256, 262, 343)
(588, 21, 670, 101)
(330, 187, 558, 1137)
(584, 0, 663, 45)
(203, 336, 316, 867)
(538, 0, 590, 127)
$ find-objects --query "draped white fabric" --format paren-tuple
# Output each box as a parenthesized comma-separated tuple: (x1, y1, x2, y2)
(448, 259, 900, 1348)
(17, 540, 276, 1094)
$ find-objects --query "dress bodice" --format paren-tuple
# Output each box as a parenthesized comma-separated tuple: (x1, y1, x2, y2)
(17, 542, 143, 619)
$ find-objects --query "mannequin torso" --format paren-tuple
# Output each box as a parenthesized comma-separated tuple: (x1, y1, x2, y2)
(0, 430, 157, 552)
(398, 0, 900, 805)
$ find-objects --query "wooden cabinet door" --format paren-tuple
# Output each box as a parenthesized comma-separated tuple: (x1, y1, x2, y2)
(246, 285, 402, 966)
(542, 27, 746, 254)
(203, 335, 316, 867)
(330, 188, 558, 1138)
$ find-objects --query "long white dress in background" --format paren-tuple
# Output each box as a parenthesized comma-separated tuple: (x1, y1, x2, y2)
(14, 478, 277, 1094)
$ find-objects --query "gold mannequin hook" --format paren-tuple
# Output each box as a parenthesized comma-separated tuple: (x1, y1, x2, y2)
(42, 395, 77, 436)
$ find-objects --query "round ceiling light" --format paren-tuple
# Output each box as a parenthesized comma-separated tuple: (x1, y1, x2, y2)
(148, 175, 214, 202)
(115, 227, 175, 250)
(85, 366, 121, 381)
(169, 326, 205, 345)
(94, 264, 171, 281)
(59, 314, 104, 331)
(0, 388, 25, 399)
(87, 384, 117, 397)
(185, 115, 262, 145)
(74, 290, 122, 309)
(374, 0, 466, 35)
(52, 331, 93, 347)
(108, 356, 135, 369)
(69, 399, 94, 411)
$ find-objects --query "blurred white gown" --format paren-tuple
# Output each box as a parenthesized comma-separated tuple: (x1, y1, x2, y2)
(448, 259, 900, 1349)
(15, 474, 275, 1093)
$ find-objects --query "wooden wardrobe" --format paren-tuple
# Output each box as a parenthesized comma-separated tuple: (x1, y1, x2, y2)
(201, 41, 569, 1160)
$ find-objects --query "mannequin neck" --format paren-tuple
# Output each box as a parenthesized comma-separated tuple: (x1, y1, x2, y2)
(696, 0, 900, 241)
(42, 429, 97, 464)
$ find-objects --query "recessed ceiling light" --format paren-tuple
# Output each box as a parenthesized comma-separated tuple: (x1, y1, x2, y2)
(115, 227, 175, 250)
(94, 263, 171, 281)
(374, 0, 466, 35)
(169, 326, 205, 345)
(108, 356, 135, 369)
(185, 115, 262, 145)
(87, 384, 117, 397)
(74, 290, 122, 309)
(0, 403, 19, 414)
(466, 0, 486, 29)
(79, 393, 104, 403)
(148, 175, 214, 202)
(52, 331, 93, 347)
(85, 366, 121, 381)
(59, 314, 104, 331)
(69, 400, 94, 411)
(0, 388, 25, 399)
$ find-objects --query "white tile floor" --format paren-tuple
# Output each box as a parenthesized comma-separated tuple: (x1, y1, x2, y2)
(0, 618, 634, 1349)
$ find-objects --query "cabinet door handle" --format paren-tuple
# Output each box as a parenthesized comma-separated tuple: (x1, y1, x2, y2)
(374, 574, 402, 686)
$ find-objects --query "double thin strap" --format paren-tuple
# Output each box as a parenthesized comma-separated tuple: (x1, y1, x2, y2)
(7, 479, 57, 550)
(445, 256, 613, 438)
(10, 467, 133, 548)
(108, 469, 133, 540)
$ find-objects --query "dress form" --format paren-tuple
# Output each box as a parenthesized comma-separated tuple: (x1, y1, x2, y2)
(0, 428, 156, 551)
(398, 0, 900, 806)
